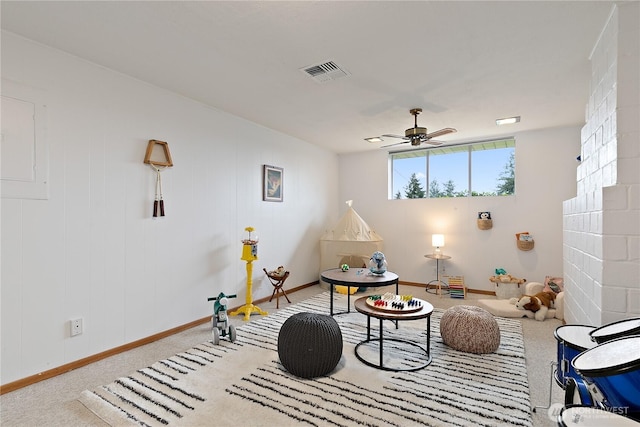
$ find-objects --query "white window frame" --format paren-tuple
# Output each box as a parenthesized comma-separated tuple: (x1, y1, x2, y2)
(389, 138, 515, 199)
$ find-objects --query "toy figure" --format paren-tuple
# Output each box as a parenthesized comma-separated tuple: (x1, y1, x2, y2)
(369, 251, 387, 275)
(207, 292, 237, 345)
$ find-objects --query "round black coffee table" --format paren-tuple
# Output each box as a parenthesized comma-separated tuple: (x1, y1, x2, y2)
(320, 268, 399, 316)
(353, 296, 434, 372)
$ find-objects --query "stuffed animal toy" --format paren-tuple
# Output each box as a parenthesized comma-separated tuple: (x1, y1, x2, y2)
(269, 266, 286, 277)
(489, 274, 526, 284)
(511, 292, 556, 321)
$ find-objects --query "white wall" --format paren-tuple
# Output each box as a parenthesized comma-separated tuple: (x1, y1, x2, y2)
(0, 32, 339, 384)
(563, 2, 640, 326)
(338, 126, 580, 292)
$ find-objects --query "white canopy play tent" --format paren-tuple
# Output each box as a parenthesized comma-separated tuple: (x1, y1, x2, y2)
(320, 201, 383, 274)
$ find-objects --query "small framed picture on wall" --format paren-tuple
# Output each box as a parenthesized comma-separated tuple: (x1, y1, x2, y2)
(263, 165, 283, 202)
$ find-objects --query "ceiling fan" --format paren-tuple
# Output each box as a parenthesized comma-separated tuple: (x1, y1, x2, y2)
(379, 108, 457, 148)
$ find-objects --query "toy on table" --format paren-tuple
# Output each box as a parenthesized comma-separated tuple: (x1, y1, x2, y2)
(207, 292, 237, 345)
(489, 268, 526, 284)
(369, 251, 388, 275)
(365, 293, 424, 313)
(263, 266, 291, 309)
(489, 270, 527, 300)
(269, 265, 286, 277)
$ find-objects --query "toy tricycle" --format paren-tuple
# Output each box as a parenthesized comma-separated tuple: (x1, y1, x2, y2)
(207, 292, 237, 345)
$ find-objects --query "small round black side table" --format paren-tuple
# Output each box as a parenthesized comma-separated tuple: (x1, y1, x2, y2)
(320, 268, 399, 316)
(424, 254, 451, 295)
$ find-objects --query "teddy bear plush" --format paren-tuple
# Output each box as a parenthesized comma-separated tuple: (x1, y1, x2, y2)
(510, 291, 556, 321)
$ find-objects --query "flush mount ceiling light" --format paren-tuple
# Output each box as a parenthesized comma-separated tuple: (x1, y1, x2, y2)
(496, 116, 521, 126)
(365, 137, 384, 143)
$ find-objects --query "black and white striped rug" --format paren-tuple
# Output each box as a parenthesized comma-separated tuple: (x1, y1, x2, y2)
(79, 292, 532, 426)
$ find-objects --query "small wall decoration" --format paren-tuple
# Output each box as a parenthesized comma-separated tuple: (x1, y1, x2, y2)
(477, 211, 493, 230)
(516, 232, 534, 251)
(144, 140, 173, 217)
(144, 139, 173, 167)
(263, 165, 283, 202)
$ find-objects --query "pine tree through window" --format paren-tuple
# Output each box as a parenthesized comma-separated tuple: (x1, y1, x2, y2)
(390, 138, 515, 199)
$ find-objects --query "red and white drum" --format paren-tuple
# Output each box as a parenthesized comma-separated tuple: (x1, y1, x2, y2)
(589, 317, 640, 344)
(554, 325, 597, 388)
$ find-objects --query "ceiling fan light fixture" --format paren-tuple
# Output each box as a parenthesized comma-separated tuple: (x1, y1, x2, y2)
(365, 137, 384, 143)
(379, 108, 456, 149)
(405, 127, 428, 138)
(496, 116, 521, 126)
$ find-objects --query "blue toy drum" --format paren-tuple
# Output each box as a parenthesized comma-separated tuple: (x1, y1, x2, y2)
(573, 335, 640, 419)
(554, 325, 597, 388)
(557, 405, 640, 427)
(590, 317, 640, 344)
(564, 377, 593, 407)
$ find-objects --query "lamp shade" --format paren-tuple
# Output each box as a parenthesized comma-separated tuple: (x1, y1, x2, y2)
(432, 234, 445, 248)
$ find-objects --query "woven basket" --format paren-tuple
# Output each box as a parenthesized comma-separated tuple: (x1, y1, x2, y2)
(517, 240, 534, 251)
(477, 219, 493, 230)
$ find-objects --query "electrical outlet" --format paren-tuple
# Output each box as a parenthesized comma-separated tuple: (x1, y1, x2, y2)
(70, 318, 83, 336)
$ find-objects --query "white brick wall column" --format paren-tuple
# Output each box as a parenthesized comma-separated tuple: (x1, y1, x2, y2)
(563, 2, 640, 326)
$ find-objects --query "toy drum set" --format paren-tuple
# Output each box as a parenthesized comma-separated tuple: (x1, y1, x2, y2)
(552, 318, 640, 425)
(554, 325, 598, 388)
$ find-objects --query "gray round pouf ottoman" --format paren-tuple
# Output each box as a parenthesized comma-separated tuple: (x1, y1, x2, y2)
(278, 312, 343, 378)
(440, 305, 500, 354)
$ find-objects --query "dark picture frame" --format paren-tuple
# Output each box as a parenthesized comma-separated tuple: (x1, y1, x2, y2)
(263, 165, 283, 202)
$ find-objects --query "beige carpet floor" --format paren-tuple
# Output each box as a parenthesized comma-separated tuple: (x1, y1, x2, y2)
(0, 284, 565, 427)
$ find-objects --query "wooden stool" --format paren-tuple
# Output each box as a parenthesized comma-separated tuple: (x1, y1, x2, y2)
(263, 268, 291, 309)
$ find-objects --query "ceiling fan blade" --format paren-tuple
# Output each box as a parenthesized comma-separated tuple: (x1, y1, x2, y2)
(381, 134, 408, 140)
(381, 141, 409, 148)
(376, 109, 457, 150)
(424, 140, 444, 146)
(425, 127, 457, 139)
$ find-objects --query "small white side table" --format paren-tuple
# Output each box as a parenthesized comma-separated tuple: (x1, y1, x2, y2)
(424, 254, 451, 296)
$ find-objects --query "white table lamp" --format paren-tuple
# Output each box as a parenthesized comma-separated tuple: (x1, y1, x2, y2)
(432, 234, 445, 255)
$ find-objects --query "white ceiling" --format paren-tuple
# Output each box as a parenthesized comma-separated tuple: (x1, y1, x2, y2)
(1, 1, 615, 154)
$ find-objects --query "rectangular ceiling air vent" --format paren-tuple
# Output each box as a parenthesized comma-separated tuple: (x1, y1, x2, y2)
(300, 60, 350, 83)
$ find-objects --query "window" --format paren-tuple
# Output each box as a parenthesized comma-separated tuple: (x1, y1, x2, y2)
(390, 138, 515, 199)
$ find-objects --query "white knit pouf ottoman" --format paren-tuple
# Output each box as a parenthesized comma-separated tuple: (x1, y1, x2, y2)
(440, 305, 500, 354)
